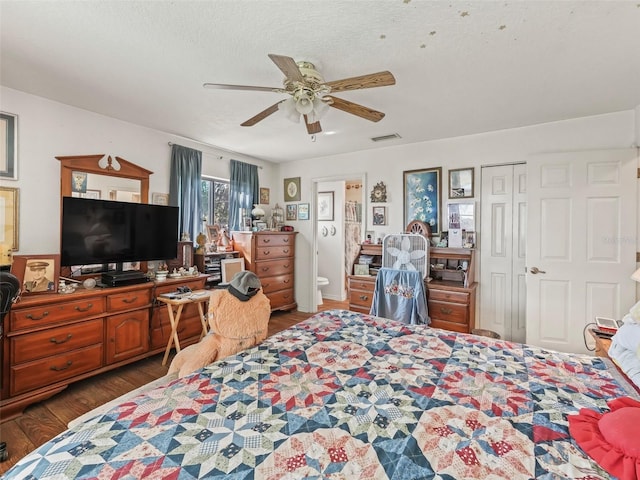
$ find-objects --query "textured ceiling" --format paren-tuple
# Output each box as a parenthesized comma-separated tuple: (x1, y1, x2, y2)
(1, 1, 639, 163)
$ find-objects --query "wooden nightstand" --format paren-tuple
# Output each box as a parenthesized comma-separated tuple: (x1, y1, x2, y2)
(589, 329, 613, 359)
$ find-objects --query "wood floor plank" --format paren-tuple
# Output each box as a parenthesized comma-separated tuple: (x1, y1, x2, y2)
(0, 301, 348, 476)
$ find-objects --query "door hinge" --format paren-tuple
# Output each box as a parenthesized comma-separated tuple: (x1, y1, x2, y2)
(637, 251, 640, 263)
(637, 168, 640, 179)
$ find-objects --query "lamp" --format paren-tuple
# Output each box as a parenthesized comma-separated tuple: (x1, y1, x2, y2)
(278, 87, 330, 125)
(632, 267, 640, 283)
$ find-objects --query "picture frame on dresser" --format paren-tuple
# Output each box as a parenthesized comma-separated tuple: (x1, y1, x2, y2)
(11, 254, 60, 295)
(221, 258, 245, 284)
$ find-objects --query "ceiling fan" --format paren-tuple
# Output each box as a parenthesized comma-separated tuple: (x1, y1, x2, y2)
(203, 54, 396, 135)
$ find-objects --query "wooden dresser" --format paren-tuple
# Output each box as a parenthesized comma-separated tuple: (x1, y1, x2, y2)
(347, 244, 478, 333)
(232, 231, 297, 311)
(1, 275, 205, 420)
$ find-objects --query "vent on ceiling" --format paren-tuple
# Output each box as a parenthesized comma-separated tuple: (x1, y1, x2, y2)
(371, 133, 401, 142)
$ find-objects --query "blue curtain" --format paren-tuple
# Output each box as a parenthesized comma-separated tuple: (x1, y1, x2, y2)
(229, 159, 259, 231)
(169, 144, 202, 243)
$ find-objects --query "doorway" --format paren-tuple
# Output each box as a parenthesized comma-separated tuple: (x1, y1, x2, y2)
(311, 173, 367, 312)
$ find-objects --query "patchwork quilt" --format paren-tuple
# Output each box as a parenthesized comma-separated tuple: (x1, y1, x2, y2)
(6, 309, 636, 479)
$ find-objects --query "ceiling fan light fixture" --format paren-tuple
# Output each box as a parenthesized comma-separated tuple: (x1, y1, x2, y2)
(293, 90, 315, 115)
(278, 97, 301, 123)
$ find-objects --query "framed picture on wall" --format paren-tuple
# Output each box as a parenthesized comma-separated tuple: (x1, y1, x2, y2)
(318, 191, 334, 221)
(298, 203, 309, 220)
(259, 187, 270, 204)
(403, 167, 442, 234)
(286, 203, 297, 221)
(0, 186, 19, 251)
(372, 206, 386, 225)
(0, 112, 18, 180)
(284, 177, 301, 202)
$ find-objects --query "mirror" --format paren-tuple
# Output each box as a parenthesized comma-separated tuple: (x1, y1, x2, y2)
(448, 167, 474, 199)
(58, 154, 151, 202)
(57, 154, 153, 277)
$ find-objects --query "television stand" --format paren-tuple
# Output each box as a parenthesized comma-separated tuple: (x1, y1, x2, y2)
(101, 270, 149, 287)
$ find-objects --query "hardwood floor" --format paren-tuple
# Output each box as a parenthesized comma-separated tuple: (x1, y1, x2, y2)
(0, 299, 348, 474)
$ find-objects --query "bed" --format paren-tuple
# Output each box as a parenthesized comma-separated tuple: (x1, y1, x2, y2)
(6, 309, 639, 479)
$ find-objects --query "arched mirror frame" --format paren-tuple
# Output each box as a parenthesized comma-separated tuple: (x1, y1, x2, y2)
(57, 154, 153, 277)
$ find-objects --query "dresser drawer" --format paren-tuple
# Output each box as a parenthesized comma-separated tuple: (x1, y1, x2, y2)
(428, 289, 469, 304)
(348, 277, 376, 293)
(151, 306, 203, 349)
(255, 245, 294, 260)
(10, 297, 105, 331)
(107, 289, 152, 312)
(11, 344, 104, 395)
(260, 273, 294, 294)
(430, 318, 469, 334)
(428, 300, 468, 324)
(11, 319, 103, 364)
(267, 288, 295, 310)
(350, 288, 374, 308)
(254, 258, 294, 277)
(255, 234, 294, 247)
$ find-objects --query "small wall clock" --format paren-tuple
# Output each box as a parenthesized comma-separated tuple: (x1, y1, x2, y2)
(284, 177, 301, 202)
(370, 181, 387, 202)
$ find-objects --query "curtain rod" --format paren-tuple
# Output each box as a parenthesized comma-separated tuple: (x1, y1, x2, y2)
(167, 141, 263, 169)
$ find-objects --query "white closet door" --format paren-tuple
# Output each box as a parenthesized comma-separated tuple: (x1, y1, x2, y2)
(480, 164, 526, 342)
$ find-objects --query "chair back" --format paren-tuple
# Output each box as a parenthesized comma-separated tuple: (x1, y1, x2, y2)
(0, 271, 20, 320)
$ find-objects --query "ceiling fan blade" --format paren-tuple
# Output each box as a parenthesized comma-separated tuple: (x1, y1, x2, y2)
(325, 96, 385, 122)
(303, 115, 322, 134)
(268, 54, 305, 83)
(241, 101, 284, 126)
(326, 71, 396, 92)
(203, 83, 281, 93)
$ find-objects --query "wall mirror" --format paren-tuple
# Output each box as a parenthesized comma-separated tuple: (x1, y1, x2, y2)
(448, 167, 474, 199)
(57, 154, 153, 277)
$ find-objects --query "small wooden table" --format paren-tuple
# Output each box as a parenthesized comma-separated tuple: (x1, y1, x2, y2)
(156, 290, 210, 365)
(588, 328, 613, 359)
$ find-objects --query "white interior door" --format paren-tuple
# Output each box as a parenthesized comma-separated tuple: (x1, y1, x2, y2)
(479, 164, 527, 342)
(526, 149, 637, 354)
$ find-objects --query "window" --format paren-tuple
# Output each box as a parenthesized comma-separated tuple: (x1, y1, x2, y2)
(201, 177, 229, 231)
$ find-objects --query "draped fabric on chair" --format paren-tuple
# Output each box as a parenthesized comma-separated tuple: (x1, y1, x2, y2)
(229, 159, 259, 231)
(370, 268, 429, 325)
(169, 144, 202, 243)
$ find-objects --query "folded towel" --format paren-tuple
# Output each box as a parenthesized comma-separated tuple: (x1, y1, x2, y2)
(608, 340, 640, 389)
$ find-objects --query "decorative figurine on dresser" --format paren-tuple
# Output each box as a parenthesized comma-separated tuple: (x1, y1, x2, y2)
(232, 230, 297, 311)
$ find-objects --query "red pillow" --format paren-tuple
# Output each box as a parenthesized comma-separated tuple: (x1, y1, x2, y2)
(568, 396, 640, 480)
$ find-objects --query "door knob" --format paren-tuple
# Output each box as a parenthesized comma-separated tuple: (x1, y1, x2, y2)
(529, 267, 546, 274)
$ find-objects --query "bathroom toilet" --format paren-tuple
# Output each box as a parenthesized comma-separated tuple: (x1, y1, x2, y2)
(317, 276, 330, 305)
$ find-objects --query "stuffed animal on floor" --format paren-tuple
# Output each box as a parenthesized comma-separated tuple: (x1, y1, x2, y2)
(168, 271, 271, 378)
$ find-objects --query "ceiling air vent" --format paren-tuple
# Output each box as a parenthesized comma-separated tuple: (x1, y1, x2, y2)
(371, 133, 401, 142)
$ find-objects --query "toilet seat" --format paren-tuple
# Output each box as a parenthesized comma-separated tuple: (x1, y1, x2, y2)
(317, 276, 330, 305)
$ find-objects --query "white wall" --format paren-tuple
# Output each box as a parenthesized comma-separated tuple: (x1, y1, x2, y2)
(0, 87, 277, 255)
(3, 86, 637, 314)
(282, 110, 638, 312)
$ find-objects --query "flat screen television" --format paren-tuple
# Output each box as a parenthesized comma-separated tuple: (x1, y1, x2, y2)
(61, 196, 179, 268)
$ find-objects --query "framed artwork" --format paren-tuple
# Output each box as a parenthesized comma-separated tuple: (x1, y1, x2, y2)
(221, 258, 245, 284)
(0, 186, 19, 251)
(207, 224, 220, 244)
(403, 167, 442, 234)
(354, 264, 370, 276)
(286, 203, 298, 221)
(448, 202, 475, 231)
(11, 254, 60, 295)
(317, 191, 334, 221)
(372, 206, 386, 226)
(259, 187, 270, 204)
(255, 221, 268, 231)
(284, 177, 301, 202)
(152, 192, 169, 205)
(1, 112, 18, 180)
(448, 167, 474, 198)
(298, 203, 309, 220)
(71, 171, 88, 193)
(83, 189, 101, 200)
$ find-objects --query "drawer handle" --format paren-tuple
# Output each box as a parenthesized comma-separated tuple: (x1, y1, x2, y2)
(283, 238, 289, 243)
(50, 361, 73, 371)
(440, 307, 453, 315)
(50, 334, 72, 345)
(26, 311, 49, 320)
(284, 264, 290, 268)
(122, 297, 137, 304)
(75, 303, 93, 312)
(263, 238, 271, 243)
(359, 295, 369, 301)
(283, 279, 290, 284)
(263, 251, 271, 256)
(261, 267, 270, 272)
(282, 249, 289, 254)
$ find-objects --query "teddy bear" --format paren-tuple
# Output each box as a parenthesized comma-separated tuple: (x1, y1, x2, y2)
(168, 271, 271, 378)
